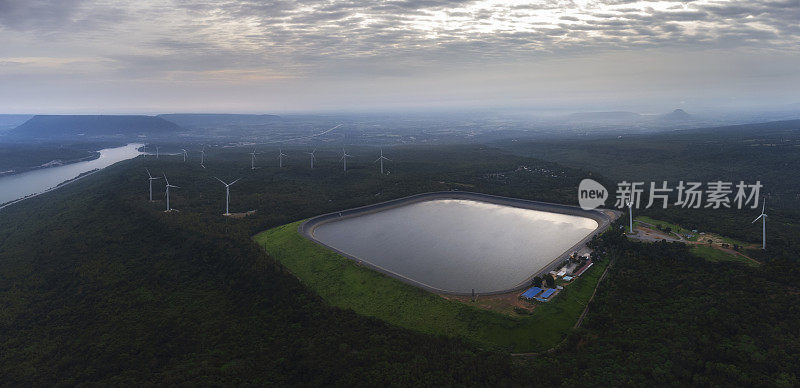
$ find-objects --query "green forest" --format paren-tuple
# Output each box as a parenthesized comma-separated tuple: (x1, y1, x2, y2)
(1, 137, 799, 384)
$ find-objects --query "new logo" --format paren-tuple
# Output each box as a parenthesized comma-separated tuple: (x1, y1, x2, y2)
(578, 179, 607, 210)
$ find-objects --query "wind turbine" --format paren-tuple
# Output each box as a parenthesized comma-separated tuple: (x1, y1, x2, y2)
(374, 148, 391, 175)
(340, 149, 353, 172)
(181, 148, 187, 162)
(214, 177, 241, 215)
(155, 145, 159, 159)
(306, 148, 317, 169)
(751, 199, 768, 250)
(278, 149, 288, 168)
(145, 168, 160, 201)
(200, 145, 206, 168)
(626, 199, 634, 233)
(249, 148, 259, 170)
(163, 173, 179, 211)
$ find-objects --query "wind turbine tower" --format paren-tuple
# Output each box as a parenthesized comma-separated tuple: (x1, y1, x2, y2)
(626, 199, 634, 233)
(214, 177, 241, 216)
(374, 148, 391, 175)
(250, 148, 259, 170)
(200, 145, 206, 168)
(145, 168, 160, 201)
(752, 199, 768, 250)
(340, 149, 353, 172)
(181, 148, 187, 162)
(306, 149, 316, 169)
(163, 173, 179, 211)
(278, 149, 287, 168)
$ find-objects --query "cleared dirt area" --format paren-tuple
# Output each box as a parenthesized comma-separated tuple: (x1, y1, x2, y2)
(443, 291, 535, 316)
(630, 223, 760, 266)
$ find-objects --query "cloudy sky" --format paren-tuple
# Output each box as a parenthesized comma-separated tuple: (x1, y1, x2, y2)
(1, 0, 798, 114)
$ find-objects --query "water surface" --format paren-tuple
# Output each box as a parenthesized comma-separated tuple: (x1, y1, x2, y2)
(0, 143, 142, 205)
(312, 199, 598, 293)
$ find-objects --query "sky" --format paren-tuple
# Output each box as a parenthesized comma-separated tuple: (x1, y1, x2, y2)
(0, 0, 799, 114)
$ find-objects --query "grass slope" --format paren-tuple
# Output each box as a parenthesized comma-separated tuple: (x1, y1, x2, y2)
(690, 245, 759, 267)
(254, 221, 608, 352)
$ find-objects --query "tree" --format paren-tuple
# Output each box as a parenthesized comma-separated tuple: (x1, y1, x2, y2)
(545, 275, 556, 288)
(531, 276, 543, 287)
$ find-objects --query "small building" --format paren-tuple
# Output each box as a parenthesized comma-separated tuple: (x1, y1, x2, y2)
(573, 260, 594, 277)
(520, 287, 543, 299)
(535, 288, 557, 302)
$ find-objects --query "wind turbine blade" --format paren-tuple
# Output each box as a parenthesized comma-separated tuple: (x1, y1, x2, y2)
(163, 173, 169, 185)
(213, 176, 226, 185)
(230, 178, 241, 186)
(374, 157, 381, 163)
(385, 157, 392, 162)
(146, 168, 152, 178)
(762, 199, 766, 214)
(752, 214, 763, 223)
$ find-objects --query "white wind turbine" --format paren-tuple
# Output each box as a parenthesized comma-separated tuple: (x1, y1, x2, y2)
(145, 168, 160, 201)
(214, 177, 241, 216)
(181, 148, 187, 162)
(306, 148, 317, 169)
(626, 199, 634, 233)
(340, 149, 353, 172)
(751, 198, 768, 250)
(200, 145, 206, 168)
(163, 173, 179, 211)
(278, 149, 288, 168)
(249, 148, 259, 170)
(374, 148, 391, 175)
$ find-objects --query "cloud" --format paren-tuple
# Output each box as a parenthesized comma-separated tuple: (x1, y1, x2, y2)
(0, 0, 798, 112)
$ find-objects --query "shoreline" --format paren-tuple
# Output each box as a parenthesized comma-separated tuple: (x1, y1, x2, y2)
(299, 191, 621, 296)
(0, 168, 104, 211)
(0, 151, 101, 177)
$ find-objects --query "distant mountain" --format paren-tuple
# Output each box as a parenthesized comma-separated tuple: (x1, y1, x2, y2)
(158, 113, 281, 128)
(8, 115, 182, 139)
(567, 111, 643, 122)
(661, 109, 692, 121)
(0, 114, 34, 132)
(671, 119, 800, 138)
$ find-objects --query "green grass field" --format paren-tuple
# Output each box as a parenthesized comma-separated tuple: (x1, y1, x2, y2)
(690, 245, 759, 267)
(254, 221, 609, 352)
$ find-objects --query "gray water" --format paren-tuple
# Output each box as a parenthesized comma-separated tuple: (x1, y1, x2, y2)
(312, 199, 598, 293)
(0, 143, 143, 205)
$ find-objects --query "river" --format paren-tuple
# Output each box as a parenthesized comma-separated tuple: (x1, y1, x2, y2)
(0, 143, 143, 206)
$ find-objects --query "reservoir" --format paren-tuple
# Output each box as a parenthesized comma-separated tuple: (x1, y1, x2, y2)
(309, 198, 600, 294)
(0, 143, 143, 206)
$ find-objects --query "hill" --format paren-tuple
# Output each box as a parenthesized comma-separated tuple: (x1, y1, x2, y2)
(1, 144, 799, 385)
(0, 114, 33, 132)
(8, 115, 182, 139)
(660, 108, 691, 121)
(158, 113, 281, 128)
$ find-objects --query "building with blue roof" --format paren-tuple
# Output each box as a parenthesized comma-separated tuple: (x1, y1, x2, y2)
(521, 287, 542, 299)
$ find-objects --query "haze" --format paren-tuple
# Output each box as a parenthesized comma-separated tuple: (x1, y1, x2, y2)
(1, 0, 799, 114)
